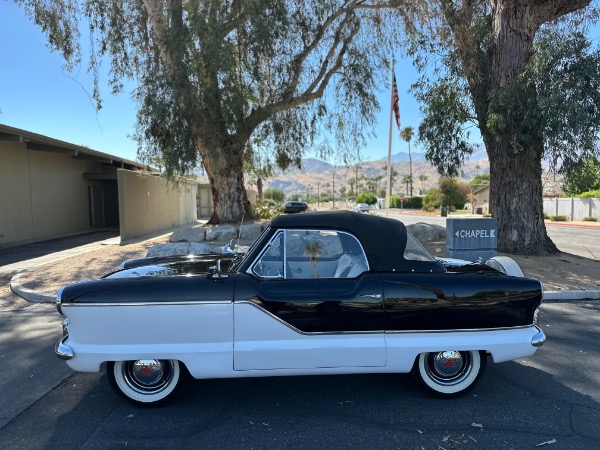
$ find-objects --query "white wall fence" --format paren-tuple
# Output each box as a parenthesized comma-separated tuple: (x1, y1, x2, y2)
(543, 197, 600, 221)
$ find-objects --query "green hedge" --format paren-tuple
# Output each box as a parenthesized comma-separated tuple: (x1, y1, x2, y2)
(389, 196, 423, 209)
(583, 216, 598, 222)
(550, 215, 568, 222)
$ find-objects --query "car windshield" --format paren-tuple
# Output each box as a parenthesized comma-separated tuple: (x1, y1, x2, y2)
(229, 226, 271, 272)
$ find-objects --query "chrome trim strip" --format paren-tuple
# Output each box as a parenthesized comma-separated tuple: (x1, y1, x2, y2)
(60, 300, 232, 307)
(237, 301, 383, 336)
(55, 336, 74, 360)
(531, 326, 546, 347)
(384, 324, 536, 333)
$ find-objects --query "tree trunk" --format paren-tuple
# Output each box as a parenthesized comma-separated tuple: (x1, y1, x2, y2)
(257, 177, 264, 201)
(200, 139, 250, 224)
(485, 135, 557, 255)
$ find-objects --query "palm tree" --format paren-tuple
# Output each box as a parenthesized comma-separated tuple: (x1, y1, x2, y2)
(382, 164, 398, 193)
(400, 126, 415, 196)
(419, 174, 428, 194)
(402, 174, 412, 196)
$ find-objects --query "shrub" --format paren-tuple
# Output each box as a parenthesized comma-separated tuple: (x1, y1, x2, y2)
(583, 216, 598, 222)
(543, 211, 550, 219)
(356, 192, 378, 205)
(251, 200, 282, 219)
(550, 215, 568, 221)
(577, 190, 600, 198)
(404, 196, 423, 209)
(482, 213, 492, 218)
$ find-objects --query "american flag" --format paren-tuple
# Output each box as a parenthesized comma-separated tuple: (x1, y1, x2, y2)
(392, 71, 400, 130)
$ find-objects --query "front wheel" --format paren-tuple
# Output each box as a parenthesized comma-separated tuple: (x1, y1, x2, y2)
(411, 350, 486, 398)
(107, 359, 188, 406)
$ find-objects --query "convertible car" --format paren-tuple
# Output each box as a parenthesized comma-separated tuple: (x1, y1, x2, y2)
(55, 211, 545, 406)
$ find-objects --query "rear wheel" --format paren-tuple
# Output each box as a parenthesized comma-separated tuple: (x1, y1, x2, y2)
(411, 350, 486, 398)
(107, 359, 188, 406)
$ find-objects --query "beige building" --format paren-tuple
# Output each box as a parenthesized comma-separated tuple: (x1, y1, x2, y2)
(471, 184, 490, 214)
(0, 124, 199, 248)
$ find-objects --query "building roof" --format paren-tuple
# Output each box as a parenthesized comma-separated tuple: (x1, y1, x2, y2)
(0, 123, 149, 172)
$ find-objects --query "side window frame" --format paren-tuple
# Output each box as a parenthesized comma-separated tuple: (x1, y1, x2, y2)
(247, 229, 369, 280)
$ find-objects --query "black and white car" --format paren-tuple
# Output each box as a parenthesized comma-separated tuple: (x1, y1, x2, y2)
(55, 211, 545, 405)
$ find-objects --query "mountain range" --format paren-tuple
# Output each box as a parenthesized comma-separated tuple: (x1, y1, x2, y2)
(267, 147, 490, 197)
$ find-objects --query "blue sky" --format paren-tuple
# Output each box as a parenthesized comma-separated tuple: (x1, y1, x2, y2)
(3, 3, 596, 166)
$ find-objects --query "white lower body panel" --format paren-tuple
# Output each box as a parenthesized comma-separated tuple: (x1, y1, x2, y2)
(61, 302, 542, 379)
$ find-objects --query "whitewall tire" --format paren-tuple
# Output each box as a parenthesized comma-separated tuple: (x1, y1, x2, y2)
(411, 351, 486, 398)
(107, 359, 188, 406)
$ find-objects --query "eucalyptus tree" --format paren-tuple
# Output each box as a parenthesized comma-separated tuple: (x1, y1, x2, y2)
(410, 1, 600, 254)
(399, 125, 414, 196)
(15, 0, 420, 223)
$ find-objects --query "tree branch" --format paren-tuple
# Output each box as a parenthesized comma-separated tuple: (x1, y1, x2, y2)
(530, 0, 592, 28)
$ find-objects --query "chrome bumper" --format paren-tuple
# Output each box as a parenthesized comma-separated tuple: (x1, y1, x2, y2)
(531, 326, 546, 347)
(55, 336, 74, 360)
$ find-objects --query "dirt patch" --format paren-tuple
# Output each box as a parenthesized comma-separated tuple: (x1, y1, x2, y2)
(422, 240, 600, 291)
(16, 236, 168, 296)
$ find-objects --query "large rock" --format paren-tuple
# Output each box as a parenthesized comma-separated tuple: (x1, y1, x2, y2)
(239, 224, 262, 241)
(407, 222, 446, 242)
(169, 224, 206, 242)
(189, 242, 212, 255)
(146, 242, 214, 258)
(146, 243, 192, 258)
(205, 225, 238, 242)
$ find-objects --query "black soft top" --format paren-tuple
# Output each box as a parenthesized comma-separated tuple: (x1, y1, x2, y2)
(271, 211, 444, 273)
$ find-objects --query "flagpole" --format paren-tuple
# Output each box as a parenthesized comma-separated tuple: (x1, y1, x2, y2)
(385, 60, 394, 217)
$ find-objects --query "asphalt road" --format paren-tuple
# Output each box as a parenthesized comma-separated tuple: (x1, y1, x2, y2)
(0, 300, 598, 449)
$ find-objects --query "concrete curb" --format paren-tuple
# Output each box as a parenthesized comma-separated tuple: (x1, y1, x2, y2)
(543, 290, 600, 301)
(10, 271, 56, 303)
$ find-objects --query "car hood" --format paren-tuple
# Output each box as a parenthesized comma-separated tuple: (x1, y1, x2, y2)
(107, 253, 242, 279)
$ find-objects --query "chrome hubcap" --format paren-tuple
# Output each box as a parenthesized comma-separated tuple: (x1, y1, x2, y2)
(425, 351, 473, 386)
(122, 360, 174, 395)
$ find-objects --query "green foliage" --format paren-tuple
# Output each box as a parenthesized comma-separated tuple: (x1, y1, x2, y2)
(423, 188, 441, 209)
(416, 80, 475, 177)
(390, 196, 422, 209)
(356, 192, 377, 205)
(550, 215, 569, 222)
(438, 178, 469, 209)
(470, 174, 490, 187)
(543, 211, 550, 219)
(577, 190, 600, 198)
(263, 188, 285, 202)
(482, 213, 492, 218)
(583, 216, 598, 222)
(251, 200, 282, 219)
(561, 159, 600, 195)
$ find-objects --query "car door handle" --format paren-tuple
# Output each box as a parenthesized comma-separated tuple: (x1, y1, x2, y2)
(359, 294, 382, 299)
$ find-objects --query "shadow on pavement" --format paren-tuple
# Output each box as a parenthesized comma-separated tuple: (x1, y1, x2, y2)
(0, 230, 119, 268)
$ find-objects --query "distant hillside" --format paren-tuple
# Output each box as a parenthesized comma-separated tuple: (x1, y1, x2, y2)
(266, 151, 490, 197)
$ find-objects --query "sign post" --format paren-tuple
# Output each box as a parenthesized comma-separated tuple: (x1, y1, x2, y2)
(400, 196, 404, 209)
(446, 218, 498, 262)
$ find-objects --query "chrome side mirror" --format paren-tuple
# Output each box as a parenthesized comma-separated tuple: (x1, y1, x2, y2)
(208, 260, 228, 280)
